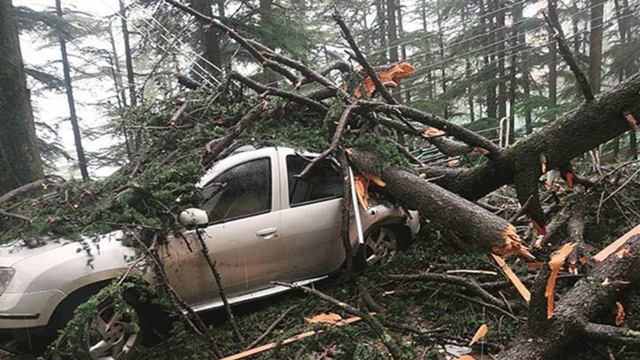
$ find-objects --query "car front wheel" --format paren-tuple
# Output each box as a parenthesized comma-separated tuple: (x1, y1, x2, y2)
(363, 225, 409, 266)
(85, 298, 139, 360)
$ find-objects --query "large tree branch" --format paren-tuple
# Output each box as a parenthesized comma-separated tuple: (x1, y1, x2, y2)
(424, 72, 640, 201)
(497, 235, 640, 359)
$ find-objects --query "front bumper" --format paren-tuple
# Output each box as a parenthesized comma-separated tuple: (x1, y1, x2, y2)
(0, 290, 66, 329)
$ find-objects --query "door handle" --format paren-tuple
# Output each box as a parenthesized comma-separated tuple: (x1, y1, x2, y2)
(256, 227, 278, 239)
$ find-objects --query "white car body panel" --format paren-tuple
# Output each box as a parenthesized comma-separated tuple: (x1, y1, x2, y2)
(0, 147, 420, 335)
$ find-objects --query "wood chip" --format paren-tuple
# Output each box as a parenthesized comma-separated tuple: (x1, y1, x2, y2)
(469, 324, 488, 346)
(490, 253, 531, 302)
(305, 312, 342, 324)
(615, 301, 625, 326)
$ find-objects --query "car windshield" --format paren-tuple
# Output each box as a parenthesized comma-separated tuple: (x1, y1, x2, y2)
(200, 158, 272, 223)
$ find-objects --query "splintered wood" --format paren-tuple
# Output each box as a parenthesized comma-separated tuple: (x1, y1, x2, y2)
(493, 224, 535, 260)
(594, 224, 640, 262)
(546, 242, 578, 319)
(490, 253, 531, 302)
(469, 324, 489, 346)
(220, 315, 364, 360)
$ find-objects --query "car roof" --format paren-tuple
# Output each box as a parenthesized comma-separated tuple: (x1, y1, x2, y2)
(197, 146, 301, 188)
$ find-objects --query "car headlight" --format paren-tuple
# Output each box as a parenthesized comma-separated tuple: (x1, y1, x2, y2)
(0, 267, 15, 296)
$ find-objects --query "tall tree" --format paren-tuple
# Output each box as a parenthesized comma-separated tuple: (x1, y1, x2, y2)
(119, 0, 136, 107)
(0, 0, 43, 193)
(588, 0, 604, 94)
(190, 0, 222, 77)
(55, 0, 89, 180)
(495, 0, 507, 121)
(548, 0, 558, 107)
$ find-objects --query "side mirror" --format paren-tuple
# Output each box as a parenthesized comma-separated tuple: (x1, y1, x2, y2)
(179, 208, 209, 227)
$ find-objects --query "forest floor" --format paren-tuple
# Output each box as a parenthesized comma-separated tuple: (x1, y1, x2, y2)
(132, 182, 640, 360)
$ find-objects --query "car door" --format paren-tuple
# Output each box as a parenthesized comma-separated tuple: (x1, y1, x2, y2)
(161, 155, 282, 307)
(277, 153, 345, 282)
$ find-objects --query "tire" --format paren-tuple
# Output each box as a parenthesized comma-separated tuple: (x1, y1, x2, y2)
(44, 281, 170, 360)
(356, 225, 411, 269)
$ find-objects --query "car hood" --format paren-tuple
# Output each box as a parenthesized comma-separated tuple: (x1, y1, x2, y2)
(0, 231, 124, 267)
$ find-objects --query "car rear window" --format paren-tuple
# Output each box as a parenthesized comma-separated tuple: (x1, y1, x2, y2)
(286, 155, 343, 207)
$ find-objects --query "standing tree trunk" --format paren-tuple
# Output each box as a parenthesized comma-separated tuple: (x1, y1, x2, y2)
(107, 22, 127, 109)
(119, 0, 136, 107)
(386, 0, 400, 102)
(190, 0, 222, 78)
(420, 0, 433, 100)
(396, 0, 410, 104)
(548, 0, 558, 107)
(436, 0, 448, 118)
(56, 0, 89, 181)
(480, 0, 497, 119)
(0, 0, 43, 193)
(495, 0, 507, 123)
(588, 0, 604, 94)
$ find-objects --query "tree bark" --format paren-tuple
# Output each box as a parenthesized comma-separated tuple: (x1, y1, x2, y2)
(423, 72, 640, 221)
(56, 0, 89, 181)
(190, 0, 222, 78)
(349, 149, 526, 256)
(497, 235, 640, 359)
(0, 0, 43, 194)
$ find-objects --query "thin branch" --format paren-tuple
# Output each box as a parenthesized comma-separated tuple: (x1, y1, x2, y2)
(164, 0, 298, 84)
(543, 8, 594, 102)
(332, 9, 396, 105)
(273, 281, 404, 359)
(0, 180, 46, 205)
(358, 101, 502, 157)
(194, 230, 244, 343)
(388, 272, 508, 310)
(0, 209, 31, 222)
(298, 104, 356, 177)
(130, 231, 223, 359)
(244, 305, 297, 351)
(230, 72, 328, 113)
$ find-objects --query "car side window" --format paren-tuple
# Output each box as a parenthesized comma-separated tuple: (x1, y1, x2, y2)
(286, 155, 343, 207)
(200, 158, 272, 223)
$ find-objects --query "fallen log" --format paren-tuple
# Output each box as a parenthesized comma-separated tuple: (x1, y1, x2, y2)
(348, 149, 530, 257)
(496, 235, 640, 359)
(422, 72, 640, 226)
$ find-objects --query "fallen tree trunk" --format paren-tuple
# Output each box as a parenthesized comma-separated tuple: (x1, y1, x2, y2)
(496, 235, 640, 359)
(422, 73, 640, 225)
(348, 149, 529, 257)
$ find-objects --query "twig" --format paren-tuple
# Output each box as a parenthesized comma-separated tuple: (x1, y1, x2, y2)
(0, 209, 31, 222)
(230, 72, 328, 113)
(451, 292, 524, 323)
(169, 101, 189, 125)
(273, 281, 404, 359)
(543, 8, 594, 102)
(164, 0, 298, 84)
(357, 101, 502, 157)
(129, 230, 223, 358)
(244, 305, 297, 351)
(207, 102, 265, 163)
(298, 105, 356, 178)
(387, 272, 508, 310)
(194, 229, 244, 343)
(332, 9, 396, 105)
(0, 180, 45, 205)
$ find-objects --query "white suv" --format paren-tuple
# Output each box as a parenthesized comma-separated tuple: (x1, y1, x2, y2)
(0, 147, 419, 358)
